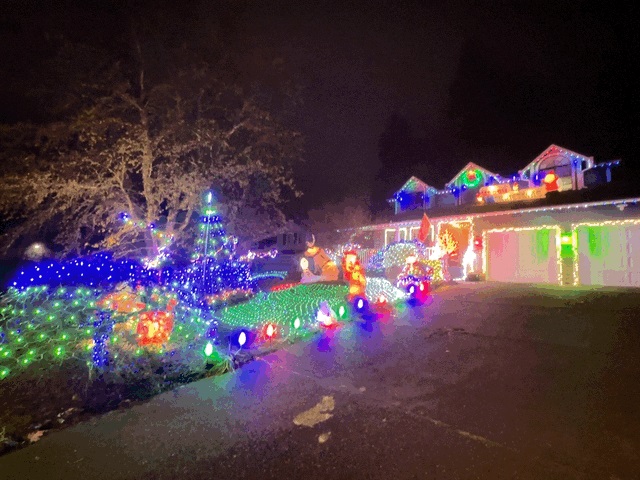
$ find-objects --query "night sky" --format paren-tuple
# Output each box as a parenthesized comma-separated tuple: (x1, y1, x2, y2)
(1, 0, 638, 215)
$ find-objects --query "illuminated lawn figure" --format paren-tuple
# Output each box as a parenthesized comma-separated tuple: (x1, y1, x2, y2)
(0, 285, 216, 380)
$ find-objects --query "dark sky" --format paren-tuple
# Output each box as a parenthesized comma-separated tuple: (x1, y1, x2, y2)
(1, 0, 638, 214)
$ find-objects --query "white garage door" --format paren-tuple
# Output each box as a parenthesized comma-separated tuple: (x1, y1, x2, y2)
(576, 224, 640, 287)
(485, 228, 560, 284)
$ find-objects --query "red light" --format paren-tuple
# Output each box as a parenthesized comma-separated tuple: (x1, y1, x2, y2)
(270, 283, 298, 292)
(266, 324, 275, 338)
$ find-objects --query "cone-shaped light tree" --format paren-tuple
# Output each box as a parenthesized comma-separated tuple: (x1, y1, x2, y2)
(180, 192, 254, 307)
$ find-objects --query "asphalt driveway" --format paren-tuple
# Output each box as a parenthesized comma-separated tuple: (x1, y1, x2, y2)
(1, 282, 639, 479)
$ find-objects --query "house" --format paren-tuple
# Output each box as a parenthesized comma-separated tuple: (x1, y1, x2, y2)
(351, 145, 640, 287)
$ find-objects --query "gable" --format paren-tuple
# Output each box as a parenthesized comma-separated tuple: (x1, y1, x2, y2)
(445, 162, 499, 189)
(519, 145, 593, 176)
(393, 176, 436, 196)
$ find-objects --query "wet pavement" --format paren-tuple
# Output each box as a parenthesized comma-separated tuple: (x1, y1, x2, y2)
(1, 282, 639, 479)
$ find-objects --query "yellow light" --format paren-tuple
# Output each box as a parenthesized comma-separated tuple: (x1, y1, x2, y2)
(488, 185, 497, 194)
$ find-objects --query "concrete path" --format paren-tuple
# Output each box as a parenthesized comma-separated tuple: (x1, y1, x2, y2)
(1, 283, 639, 479)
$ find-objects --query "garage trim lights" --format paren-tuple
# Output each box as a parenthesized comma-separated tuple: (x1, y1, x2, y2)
(570, 219, 640, 286)
(482, 225, 563, 285)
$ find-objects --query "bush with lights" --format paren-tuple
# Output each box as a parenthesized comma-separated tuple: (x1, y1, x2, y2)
(366, 241, 442, 282)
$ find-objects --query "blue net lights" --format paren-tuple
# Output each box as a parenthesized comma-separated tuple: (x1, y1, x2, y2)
(7, 253, 158, 291)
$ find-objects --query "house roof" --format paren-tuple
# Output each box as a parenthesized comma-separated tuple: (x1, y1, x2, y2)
(374, 173, 640, 224)
(445, 162, 499, 188)
(519, 144, 594, 175)
(389, 176, 437, 201)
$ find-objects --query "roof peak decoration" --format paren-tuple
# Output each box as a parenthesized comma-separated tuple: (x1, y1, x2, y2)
(519, 144, 594, 175)
(395, 176, 436, 194)
(445, 162, 499, 189)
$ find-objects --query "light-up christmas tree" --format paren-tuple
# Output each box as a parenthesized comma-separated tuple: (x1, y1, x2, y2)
(180, 192, 254, 307)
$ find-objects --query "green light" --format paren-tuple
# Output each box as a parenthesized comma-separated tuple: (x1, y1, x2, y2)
(0, 368, 10, 380)
(460, 168, 483, 188)
(204, 342, 214, 356)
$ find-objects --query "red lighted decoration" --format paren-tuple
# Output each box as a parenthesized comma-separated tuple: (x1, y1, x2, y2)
(263, 323, 276, 340)
(136, 298, 177, 346)
(97, 291, 146, 313)
(543, 171, 559, 192)
(417, 213, 431, 244)
(270, 282, 298, 292)
(342, 249, 366, 301)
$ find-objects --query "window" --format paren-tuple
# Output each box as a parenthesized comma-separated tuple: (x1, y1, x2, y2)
(385, 229, 396, 246)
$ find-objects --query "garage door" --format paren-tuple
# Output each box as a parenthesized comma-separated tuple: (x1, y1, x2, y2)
(576, 223, 640, 287)
(485, 227, 560, 284)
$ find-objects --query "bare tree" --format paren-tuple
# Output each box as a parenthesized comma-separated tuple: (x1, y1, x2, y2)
(0, 37, 303, 257)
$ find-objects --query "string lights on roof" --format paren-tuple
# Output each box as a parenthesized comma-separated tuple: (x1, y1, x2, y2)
(355, 197, 640, 233)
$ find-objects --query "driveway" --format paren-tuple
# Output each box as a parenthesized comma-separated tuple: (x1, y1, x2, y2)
(1, 282, 639, 479)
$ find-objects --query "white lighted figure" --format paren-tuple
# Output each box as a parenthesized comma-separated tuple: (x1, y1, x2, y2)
(316, 301, 337, 327)
(300, 257, 322, 284)
(462, 246, 476, 278)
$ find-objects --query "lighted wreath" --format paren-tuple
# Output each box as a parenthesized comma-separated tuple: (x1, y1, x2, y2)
(461, 169, 483, 189)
